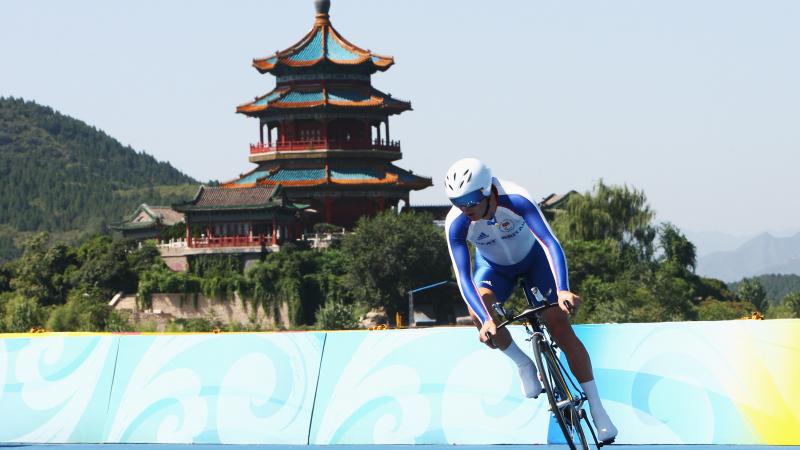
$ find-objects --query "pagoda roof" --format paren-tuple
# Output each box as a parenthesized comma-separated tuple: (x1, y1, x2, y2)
(539, 190, 578, 209)
(223, 162, 431, 190)
(237, 84, 410, 115)
(252, 1, 393, 75)
(173, 185, 297, 212)
(111, 204, 184, 230)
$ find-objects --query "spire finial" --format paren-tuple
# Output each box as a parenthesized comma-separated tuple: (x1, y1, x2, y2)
(315, 0, 331, 17)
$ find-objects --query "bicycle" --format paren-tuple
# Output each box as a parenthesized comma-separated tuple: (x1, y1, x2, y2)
(492, 285, 605, 450)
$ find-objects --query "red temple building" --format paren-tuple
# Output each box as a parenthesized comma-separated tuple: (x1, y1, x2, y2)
(228, 0, 431, 228)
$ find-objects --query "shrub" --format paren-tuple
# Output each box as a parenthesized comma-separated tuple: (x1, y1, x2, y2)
(3, 293, 46, 332)
(316, 300, 360, 330)
(47, 288, 111, 331)
(696, 299, 756, 321)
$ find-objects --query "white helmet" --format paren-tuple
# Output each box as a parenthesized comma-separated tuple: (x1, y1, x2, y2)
(444, 158, 493, 207)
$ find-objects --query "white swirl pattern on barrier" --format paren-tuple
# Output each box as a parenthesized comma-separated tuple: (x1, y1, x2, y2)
(13, 337, 112, 442)
(216, 334, 319, 444)
(313, 331, 437, 444)
(106, 336, 210, 443)
(625, 324, 721, 443)
(441, 342, 549, 444)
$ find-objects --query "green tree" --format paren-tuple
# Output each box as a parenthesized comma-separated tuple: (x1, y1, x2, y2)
(71, 236, 139, 298)
(47, 287, 111, 332)
(127, 240, 161, 274)
(736, 278, 768, 313)
(552, 180, 656, 262)
(694, 277, 735, 303)
(0, 262, 12, 293)
(2, 293, 46, 332)
(658, 223, 696, 272)
(547, 180, 724, 323)
(10, 233, 76, 305)
(652, 261, 697, 321)
(781, 292, 800, 318)
(340, 211, 450, 319)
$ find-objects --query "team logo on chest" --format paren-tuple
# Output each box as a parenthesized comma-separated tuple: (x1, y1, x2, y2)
(499, 219, 514, 232)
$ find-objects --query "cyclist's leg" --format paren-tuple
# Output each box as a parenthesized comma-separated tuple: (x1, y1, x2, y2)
(525, 246, 617, 441)
(474, 253, 542, 398)
(471, 252, 516, 349)
(523, 244, 593, 382)
(540, 308, 593, 382)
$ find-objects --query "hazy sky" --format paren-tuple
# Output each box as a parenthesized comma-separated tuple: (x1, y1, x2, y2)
(2, 0, 798, 236)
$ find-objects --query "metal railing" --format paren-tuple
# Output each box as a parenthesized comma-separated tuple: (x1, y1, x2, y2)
(250, 138, 400, 154)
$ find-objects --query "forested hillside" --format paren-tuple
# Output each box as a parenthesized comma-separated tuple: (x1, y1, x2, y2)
(729, 274, 800, 304)
(0, 97, 199, 261)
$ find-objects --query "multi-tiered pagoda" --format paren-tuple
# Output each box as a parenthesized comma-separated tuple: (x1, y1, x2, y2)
(227, 0, 431, 228)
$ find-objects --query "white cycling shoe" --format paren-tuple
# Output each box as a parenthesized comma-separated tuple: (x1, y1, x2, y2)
(519, 362, 543, 398)
(593, 414, 618, 444)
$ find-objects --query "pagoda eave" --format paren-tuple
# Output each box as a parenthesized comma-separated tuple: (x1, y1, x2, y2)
(253, 56, 393, 75)
(248, 181, 431, 193)
(236, 102, 411, 116)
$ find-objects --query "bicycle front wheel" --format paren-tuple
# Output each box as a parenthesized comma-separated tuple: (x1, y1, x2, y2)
(532, 333, 588, 450)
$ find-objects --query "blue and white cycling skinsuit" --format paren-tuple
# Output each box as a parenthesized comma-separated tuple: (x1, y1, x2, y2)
(445, 178, 570, 324)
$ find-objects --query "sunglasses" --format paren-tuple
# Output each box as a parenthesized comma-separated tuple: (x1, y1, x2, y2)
(450, 189, 487, 208)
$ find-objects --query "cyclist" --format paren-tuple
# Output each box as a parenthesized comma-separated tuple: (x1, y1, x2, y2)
(444, 157, 617, 443)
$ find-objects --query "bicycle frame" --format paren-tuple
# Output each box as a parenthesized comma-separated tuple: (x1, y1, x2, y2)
(494, 286, 603, 449)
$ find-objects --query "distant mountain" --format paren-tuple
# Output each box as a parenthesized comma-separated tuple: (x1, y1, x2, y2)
(0, 97, 199, 262)
(696, 232, 800, 282)
(683, 230, 752, 256)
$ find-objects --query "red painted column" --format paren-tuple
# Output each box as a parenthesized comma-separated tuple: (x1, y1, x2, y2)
(271, 217, 277, 245)
(324, 197, 333, 224)
(185, 223, 192, 247)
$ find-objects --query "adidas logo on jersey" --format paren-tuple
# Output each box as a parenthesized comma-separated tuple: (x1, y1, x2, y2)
(476, 232, 490, 240)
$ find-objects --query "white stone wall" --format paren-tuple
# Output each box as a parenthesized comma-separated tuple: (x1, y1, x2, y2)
(113, 293, 290, 329)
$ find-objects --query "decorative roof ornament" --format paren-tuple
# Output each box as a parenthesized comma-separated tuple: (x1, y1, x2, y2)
(252, 0, 394, 74)
(315, 0, 331, 21)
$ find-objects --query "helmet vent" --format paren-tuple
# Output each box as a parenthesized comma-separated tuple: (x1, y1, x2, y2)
(458, 180, 464, 188)
(466, 173, 472, 183)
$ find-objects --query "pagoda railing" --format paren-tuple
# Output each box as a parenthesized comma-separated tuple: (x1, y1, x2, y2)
(250, 138, 400, 154)
(188, 235, 274, 248)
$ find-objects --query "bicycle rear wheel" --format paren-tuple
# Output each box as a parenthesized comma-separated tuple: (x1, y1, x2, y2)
(532, 333, 589, 450)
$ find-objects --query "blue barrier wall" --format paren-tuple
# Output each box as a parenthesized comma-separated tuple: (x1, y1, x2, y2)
(1, 320, 799, 445)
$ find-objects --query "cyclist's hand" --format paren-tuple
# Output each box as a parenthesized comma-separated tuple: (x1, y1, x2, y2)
(479, 319, 498, 348)
(557, 290, 581, 316)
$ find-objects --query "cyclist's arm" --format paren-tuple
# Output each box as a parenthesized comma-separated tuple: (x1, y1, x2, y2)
(502, 194, 570, 292)
(445, 213, 491, 324)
